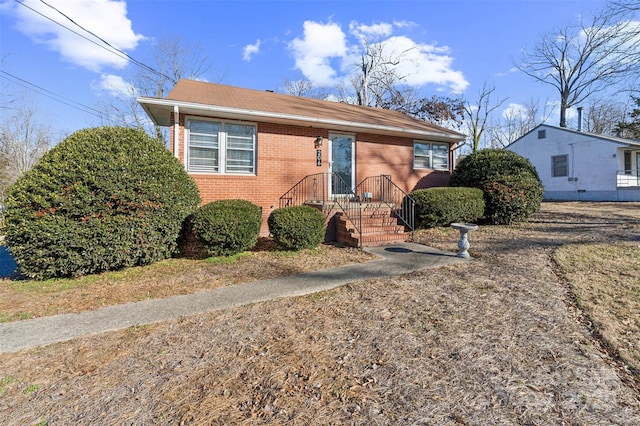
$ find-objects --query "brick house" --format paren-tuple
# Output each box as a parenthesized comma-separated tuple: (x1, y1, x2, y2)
(138, 80, 465, 246)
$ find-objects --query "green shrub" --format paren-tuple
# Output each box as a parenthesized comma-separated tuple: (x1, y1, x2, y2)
(190, 199, 262, 257)
(411, 187, 485, 228)
(449, 149, 543, 225)
(3, 126, 200, 279)
(268, 206, 325, 250)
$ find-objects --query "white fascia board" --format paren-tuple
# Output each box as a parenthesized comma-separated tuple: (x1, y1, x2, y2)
(137, 97, 464, 142)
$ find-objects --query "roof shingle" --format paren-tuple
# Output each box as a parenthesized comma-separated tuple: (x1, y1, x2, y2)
(164, 79, 463, 138)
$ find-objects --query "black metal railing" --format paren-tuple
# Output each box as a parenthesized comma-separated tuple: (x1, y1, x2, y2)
(279, 173, 414, 246)
(279, 172, 363, 245)
(355, 174, 415, 240)
(330, 173, 362, 246)
(279, 173, 328, 208)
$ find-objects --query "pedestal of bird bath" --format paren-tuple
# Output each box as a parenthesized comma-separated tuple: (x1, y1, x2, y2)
(451, 223, 478, 258)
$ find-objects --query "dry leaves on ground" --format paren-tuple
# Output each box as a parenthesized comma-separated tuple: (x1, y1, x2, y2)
(0, 241, 374, 322)
(0, 202, 639, 425)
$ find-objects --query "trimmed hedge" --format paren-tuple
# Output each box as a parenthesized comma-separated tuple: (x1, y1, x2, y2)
(449, 149, 543, 225)
(3, 126, 200, 279)
(411, 187, 485, 228)
(190, 199, 262, 257)
(268, 205, 325, 250)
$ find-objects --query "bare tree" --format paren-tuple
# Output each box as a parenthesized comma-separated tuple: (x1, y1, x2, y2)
(284, 37, 465, 130)
(99, 35, 213, 141)
(352, 38, 413, 108)
(489, 99, 547, 148)
(608, 0, 640, 12)
(462, 83, 507, 152)
(138, 35, 211, 100)
(282, 79, 330, 99)
(615, 95, 640, 138)
(517, 9, 640, 127)
(0, 105, 51, 207)
(582, 97, 629, 134)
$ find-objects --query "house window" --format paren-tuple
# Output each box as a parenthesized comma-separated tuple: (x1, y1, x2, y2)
(414, 142, 449, 170)
(552, 155, 568, 177)
(187, 119, 256, 174)
(624, 151, 632, 175)
(538, 129, 546, 139)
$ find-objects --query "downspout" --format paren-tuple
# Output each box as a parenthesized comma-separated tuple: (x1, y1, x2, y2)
(173, 105, 180, 159)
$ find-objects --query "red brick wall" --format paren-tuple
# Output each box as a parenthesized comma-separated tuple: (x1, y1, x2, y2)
(170, 113, 453, 235)
(355, 133, 452, 193)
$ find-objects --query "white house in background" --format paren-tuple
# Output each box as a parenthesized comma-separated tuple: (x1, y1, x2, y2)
(506, 124, 640, 201)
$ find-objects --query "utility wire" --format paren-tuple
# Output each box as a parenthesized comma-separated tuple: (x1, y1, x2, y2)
(14, 0, 172, 81)
(36, 0, 171, 80)
(0, 69, 128, 126)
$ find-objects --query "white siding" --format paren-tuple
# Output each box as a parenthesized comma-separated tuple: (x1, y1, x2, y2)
(507, 125, 640, 201)
(506, 125, 640, 201)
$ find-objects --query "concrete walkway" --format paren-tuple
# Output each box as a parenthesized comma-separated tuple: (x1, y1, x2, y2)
(0, 242, 464, 354)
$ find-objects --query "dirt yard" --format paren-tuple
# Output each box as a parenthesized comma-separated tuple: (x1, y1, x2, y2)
(1, 201, 639, 425)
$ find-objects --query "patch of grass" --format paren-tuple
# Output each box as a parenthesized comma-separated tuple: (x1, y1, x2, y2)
(23, 384, 39, 394)
(0, 376, 16, 396)
(555, 242, 640, 373)
(0, 241, 374, 323)
(4, 258, 204, 294)
(0, 311, 36, 323)
(203, 252, 251, 264)
(125, 324, 151, 334)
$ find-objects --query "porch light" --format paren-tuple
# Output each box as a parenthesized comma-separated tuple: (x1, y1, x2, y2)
(314, 136, 323, 148)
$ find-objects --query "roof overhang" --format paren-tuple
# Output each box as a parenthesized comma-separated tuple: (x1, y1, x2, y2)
(137, 97, 465, 143)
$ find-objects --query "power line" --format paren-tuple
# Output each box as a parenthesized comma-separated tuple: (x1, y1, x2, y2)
(36, 0, 171, 80)
(14, 0, 172, 81)
(0, 69, 128, 126)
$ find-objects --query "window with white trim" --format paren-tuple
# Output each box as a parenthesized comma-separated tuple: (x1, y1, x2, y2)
(187, 119, 256, 174)
(413, 141, 449, 170)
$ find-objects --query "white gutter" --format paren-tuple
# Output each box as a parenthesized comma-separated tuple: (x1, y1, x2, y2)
(138, 97, 464, 142)
(173, 105, 179, 158)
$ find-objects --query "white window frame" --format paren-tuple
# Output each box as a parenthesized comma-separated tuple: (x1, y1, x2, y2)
(413, 141, 449, 171)
(185, 117, 257, 175)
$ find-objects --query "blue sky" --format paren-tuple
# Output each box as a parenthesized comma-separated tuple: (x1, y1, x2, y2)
(0, 0, 611, 141)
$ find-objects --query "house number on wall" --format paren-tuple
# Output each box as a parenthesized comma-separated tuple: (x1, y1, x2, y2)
(316, 149, 322, 166)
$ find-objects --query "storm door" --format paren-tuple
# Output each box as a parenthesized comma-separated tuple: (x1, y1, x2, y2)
(329, 134, 355, 197)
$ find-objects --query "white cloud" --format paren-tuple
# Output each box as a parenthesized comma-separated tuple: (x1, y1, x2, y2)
(289, 21, 347, 86)
(495, 67, 519, 77)
(288, 20, 468, 94)
(349, 21, 393, 40)
(9, 0, 144, 72)
(96, 74, 136, 97)
(242, 39, 261, 62)
(392, 20, 418, 30)
(502, 103, 527, 119)
(380, 36, 469, 93)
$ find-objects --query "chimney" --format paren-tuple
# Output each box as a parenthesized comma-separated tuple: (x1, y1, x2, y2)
(577, 106, 583, 132)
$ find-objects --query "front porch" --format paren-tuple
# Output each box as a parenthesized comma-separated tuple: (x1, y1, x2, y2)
(617, 169, 640, 188)
(280, 173, 415, 247)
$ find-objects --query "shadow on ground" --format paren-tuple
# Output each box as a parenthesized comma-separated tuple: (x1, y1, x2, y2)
(0, 246, 18, 278)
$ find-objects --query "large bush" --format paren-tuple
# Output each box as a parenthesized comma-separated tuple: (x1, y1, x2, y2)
(268, 205, 325, 250)
(449, 149, 543, 225)
(190, 199, 262, 257)
(4, 126, 200, 279)
(411, 187, 485, 228)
